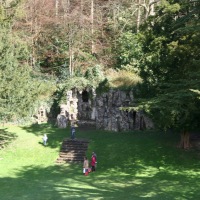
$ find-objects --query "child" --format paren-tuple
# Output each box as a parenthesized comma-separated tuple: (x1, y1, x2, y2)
(43, 134, 48, 146)
(83, 157, 89, 175)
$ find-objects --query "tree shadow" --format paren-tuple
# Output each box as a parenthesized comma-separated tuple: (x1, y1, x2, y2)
(87, 130, 200, 173)
(0, 164, 134, 200)
(1, 162, 200, 200)
(0, 128, 17, 149)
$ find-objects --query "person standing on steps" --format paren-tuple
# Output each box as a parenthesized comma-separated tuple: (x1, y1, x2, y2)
(91, 152, 97, 172)
(70, 120, 77, 140)
(70, 125, 76, 140)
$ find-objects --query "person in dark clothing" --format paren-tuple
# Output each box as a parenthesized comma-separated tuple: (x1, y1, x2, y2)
(71, 126, 75, 140)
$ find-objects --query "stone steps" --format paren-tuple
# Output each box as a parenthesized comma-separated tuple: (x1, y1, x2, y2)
(56, 158, 82, 163)
(59, 152, 84, 157)
(56, 138, 89, 164)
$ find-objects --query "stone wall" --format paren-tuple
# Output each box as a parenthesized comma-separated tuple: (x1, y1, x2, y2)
(76, 88, 97, 124)
(95, 89, 154, 131)
(56, 89, 78, 128)
(57, 88, 154, 131)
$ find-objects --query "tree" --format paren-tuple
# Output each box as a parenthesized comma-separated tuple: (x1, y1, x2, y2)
(133, 0, 200, 149)
(0, 1, 56, 123)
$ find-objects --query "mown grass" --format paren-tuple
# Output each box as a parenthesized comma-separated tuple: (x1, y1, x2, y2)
(0, 124, 200, 200)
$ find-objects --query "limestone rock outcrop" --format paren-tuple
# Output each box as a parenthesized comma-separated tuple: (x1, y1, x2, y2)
(56, 88, 154, 131)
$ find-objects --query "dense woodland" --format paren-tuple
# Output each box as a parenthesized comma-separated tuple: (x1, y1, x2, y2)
(0, 0, 200, 149)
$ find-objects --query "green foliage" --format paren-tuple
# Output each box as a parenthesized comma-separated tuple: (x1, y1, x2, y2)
(0, 0, 21, 26)
(56, 76, 90, 104)
(65, 77, 90, 91)
(96, 68, 142, 95)
(32, 13, 97, 80)
(0, 27, 56, 123)
(84, 65, 105, 88)
(106, 1, 141, 35)
(54, 65, 105, 104)
(0, 28, 30, 120)
(108, 69, 142, 89)
(36, 25, 70, 80)
(0, 0, 58, 124)
(115, 0, 200, 133)
(96, 78, 110, 95)
(116, 32, 143, 73)
(133, 0, 200, 131)
(50, 89, 66, 118)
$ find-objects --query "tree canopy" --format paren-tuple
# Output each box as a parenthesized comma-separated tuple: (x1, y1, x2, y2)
(0, 0, 56, 123)
(116, 0, 200, 148)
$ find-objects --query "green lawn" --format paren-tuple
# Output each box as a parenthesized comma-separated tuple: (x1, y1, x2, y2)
(0, 124, 200, 200)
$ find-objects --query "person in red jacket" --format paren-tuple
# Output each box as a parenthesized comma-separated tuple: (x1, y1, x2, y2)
(91, 152, 96, 172)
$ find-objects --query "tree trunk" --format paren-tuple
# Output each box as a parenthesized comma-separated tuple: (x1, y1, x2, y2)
(66, 0, 74, 76)
(55, 0, 59, 17)
(178, 130, 191, 149)
(91, 0, 94, 54)
(136, 0, 141, 33)
(149, 0, 155, 16)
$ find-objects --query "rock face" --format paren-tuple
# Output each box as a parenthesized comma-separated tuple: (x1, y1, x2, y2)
(77, 88, 96, 121)
(56, 88, 154, 131)
(95, 89, 153, 131)
(56, 114, 68, 128)
(56, 90, 78, 128)
(37, 106, 48, 124)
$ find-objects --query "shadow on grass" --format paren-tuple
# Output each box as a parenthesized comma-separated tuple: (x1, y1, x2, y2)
(85, 130, 200, 173)
(0, 162, 200, 200)
(0, 128, 17, 149)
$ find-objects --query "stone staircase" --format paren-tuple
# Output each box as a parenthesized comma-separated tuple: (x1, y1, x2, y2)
(56, 138, 89, 163)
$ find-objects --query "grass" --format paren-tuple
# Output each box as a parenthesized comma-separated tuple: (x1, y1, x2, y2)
(0, 123, 200, 200)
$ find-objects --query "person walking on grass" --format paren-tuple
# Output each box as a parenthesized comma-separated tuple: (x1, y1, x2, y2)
(91, 152, 97, 172)
(83, 157, 89, 175)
